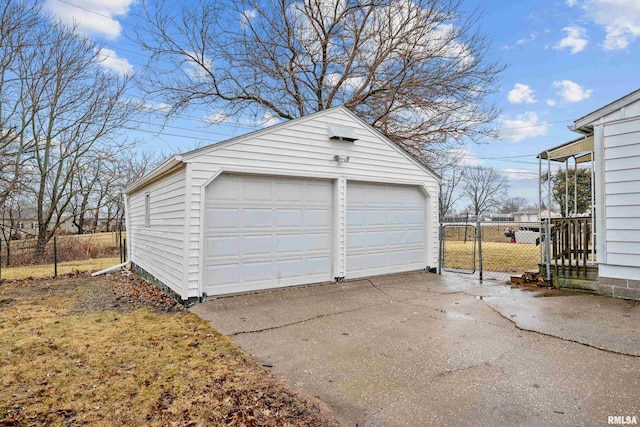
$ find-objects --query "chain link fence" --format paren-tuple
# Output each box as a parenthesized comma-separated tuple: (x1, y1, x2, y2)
(440, 221, 542, 282)
(0, 230, 126, 281)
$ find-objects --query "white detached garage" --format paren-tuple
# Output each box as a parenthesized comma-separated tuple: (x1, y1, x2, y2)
(124, 106, 440, 303)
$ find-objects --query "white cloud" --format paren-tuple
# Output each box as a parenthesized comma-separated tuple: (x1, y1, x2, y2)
(498, 112, 549, 142)
(503, 168, 539, 181)
(130, 99, 171, 112)
(325, 73, 366, 91)
(553, 80, 593, 102)
(566, 0, 577, 6)
(554, 26, 588, 54)
(546, 99, 557, 106)
(184, 52, 214, 81)
(240, 9, 257, 29)
(96, 48, 132, 74)
(455, 149, 483, 167)
(517, 32, 538, 45)
(258, 112, 280, 127)
(204, 110, 230, 124)
(45, 0, 134, 40)
(568, 1, 640, 50)
(507, 83, 536, 104)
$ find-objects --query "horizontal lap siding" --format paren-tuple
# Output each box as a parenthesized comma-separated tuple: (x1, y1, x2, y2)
(129, 168, 186, 297)
(603, 119, 640, 269)
(184, 109, 438, 298)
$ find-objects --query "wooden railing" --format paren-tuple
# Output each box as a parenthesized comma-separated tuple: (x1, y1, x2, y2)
(549, 217, 595, 278)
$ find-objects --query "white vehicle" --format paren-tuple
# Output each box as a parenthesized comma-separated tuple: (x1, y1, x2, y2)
(515, 226, 540, 244)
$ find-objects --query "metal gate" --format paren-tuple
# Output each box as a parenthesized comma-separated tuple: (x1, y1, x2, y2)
(440, 224, 476, 274)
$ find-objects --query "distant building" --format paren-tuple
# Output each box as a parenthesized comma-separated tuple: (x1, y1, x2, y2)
(513, 209, 558, 222)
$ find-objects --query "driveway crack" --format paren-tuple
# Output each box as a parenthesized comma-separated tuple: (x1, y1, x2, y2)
(228, 301, 390, 336)
(484, 303, 640, 358)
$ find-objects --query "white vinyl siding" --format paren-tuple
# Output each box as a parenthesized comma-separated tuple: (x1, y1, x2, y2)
(126, 107, 439, 299)
(181, 108, 438, 298)
(602, 117, 640, 273)
(128, 168, 187, 297)
(202, 174, 333, 295)
(346, 182, 427, 278)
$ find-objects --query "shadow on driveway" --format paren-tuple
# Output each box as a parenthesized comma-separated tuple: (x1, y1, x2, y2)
(191, 271, 640, 427)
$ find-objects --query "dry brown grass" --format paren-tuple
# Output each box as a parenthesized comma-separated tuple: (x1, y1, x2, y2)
(0, 274, 339, 426)
(1, 257, 122, 280)
(442, 240, 540, 274)
(2, 232, 127, 280)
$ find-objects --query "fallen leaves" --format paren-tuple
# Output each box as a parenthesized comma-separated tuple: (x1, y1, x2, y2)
(0, 274, 341, 426)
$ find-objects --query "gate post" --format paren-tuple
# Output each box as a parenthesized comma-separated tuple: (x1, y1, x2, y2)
(439, 224, 443, 274)
(477, 221, 483, 281)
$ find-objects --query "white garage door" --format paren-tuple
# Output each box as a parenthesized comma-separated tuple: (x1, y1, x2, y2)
(346, 182, 427, 279)
(203, 174, 333, 295)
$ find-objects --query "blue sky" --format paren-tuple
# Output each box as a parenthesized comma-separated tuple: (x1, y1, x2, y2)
(44, 0, 640, 208)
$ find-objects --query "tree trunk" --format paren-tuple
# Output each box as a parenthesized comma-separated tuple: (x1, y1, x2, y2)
(35, 224, 49, 260)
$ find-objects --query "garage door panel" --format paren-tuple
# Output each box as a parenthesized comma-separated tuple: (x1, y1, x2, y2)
(240, 235, 272, 256)
(204, 174, 332, 296)
(408, 249, 426, 263)
(205, 236, 238, 258)
(241, 261, 274, 282)
(242, 180, 272, 201)
(205, 178, 239, 201)
(305, 209, 332, 227)
(274, 182, 303, 201)
(241, 209, 272, 228)
(366, 210, 387, 226)
(206, 208, 239, 229)
(347, 182, 427, 279)
(406, 210, 424, 225)
(347, 210, 365, 226)
(407, 231, 424, 245)
(304, 183, 333, 203)
(275, 210, 303, 227)
(346, 254, 365, 271)
(388, 230, 407, 245)
(387, 211, 407, 226)
(207, 264, 238, 287)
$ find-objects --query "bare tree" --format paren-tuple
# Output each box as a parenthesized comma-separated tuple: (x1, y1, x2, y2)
(136, 0, 503, 165)
(2, 5, 137, 256)
(438, 166, 464, 218)
(461, 166, 508, 216)
(500, 196, 529, 214)
(100, 149, 163, 232)
(0, 0, 41, 207)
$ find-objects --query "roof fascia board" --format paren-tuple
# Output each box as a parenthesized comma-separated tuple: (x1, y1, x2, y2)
(571, 88, 640, 131)
(124, 155, 185, 194)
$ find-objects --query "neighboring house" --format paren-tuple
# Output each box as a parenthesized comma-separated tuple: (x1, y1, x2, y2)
(124, 106, 440, 303)
(538, 88, 640, 300)
(513, 209, 557, 222)
(0, 218, 79, 239)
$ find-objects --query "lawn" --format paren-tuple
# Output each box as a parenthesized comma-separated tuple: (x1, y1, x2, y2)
(442, 240, 541, 274)
(0, 273, 339, 426)
(1, 257, 122, 280)
(1, 232, 126, 280)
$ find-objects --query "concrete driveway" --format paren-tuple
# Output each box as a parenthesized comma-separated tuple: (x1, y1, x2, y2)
(191, 272, 640, 427)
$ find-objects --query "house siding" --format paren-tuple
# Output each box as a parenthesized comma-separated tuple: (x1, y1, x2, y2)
(183, 108, 438, 299)
(600, 113, 640, 294)
(128, 168, 187, 298)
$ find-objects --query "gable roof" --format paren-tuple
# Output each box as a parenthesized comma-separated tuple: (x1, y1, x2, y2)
(126, 106, 440, 194)
(180, 105, 439, 179)
(571, 88, 640, 134)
